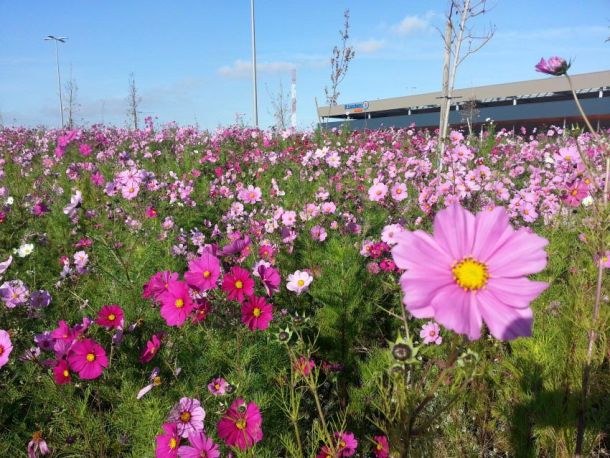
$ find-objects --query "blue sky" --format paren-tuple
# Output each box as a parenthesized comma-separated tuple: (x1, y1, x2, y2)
(0, 0, 608, 129)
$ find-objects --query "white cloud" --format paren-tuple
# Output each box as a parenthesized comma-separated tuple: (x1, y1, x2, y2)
(218, 59, 295, 78)
(355, 39, 385, 54)
(392, 14, 431, 35)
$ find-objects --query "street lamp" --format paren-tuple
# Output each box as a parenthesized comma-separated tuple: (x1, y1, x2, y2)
(250, 0, 258, 128)
(44, 35, 67, 128)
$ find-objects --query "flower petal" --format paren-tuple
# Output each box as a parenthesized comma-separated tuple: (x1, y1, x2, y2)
(486, 228, 548, 277)
(433, 204, 476, 260)
(476, 289, 533, 340)
(392, 230, 451, 273)
(487, 277, 548, 309)
(430, 285, 482, 340)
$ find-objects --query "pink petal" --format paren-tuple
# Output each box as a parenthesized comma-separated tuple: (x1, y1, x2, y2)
(431, 285, 482, 340)
(392, 230, 451, 273)
(476, 289, 533, 340)
(486, 228, 548, 277)
(399, 271, 453, 317)
(433, 204, 475, 260)
(471, 207, 514, 261)
(136, 384, 154, 399)
(487, 277, 548, 309)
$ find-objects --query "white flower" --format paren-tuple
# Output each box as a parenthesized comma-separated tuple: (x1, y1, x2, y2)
(5, 196, 14, 205)
(381, 224, 406, 246)
(15, 243, 34, 258)
(286, 270, 313, 295)
(582, 195, 593, 207)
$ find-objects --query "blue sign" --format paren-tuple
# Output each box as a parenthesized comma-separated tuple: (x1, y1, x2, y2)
(344, 101, 369, 111)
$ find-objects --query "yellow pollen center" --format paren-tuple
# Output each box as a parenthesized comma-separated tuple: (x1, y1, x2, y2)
(297, 279, 305, 287)
(129, 187, 135, 193)
(602, 256, 608, 263)
(235, 280, 243, 289)
(214, 383, 220, 390)
(169, 438, 177, 449)
(0, 346, 4, 356)
(235, 419, 247, 430)
(340, 440, 346, 447)
(377, 443, 383, 450)
(108, 314, 116, 321)
(63, 369, 69, 377)
(396, 188, 402, 194)
(153, 376, 162, 385)
(571, 189, 578, 196)
(565, 155, 571, 161)
(175, 298, 184, 308)
(249, 193, 255, 199)
(376, 190, 382, 195)
(86, 353, 96, 362)
(180, 411, 191, 422)
(203, 270, 211, 278)
(253, 307, 261, 317)
(452, 257, 489, 291)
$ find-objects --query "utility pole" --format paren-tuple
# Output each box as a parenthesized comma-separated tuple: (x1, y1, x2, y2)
(45, 35, 67, 128)
(250, 0, 259, 128)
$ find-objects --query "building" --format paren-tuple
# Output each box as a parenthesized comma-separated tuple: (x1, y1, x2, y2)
(317, 70, 610, 131)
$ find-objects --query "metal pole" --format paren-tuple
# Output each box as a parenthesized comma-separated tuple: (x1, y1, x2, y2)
(55, 40, 64, 128)
(250, 0, 258, 128)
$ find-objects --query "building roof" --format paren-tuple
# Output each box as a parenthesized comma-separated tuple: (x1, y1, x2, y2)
(317, 70, 610, 119)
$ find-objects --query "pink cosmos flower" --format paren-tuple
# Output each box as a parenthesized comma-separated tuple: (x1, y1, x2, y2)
(177, 431, 220, 458)
(140, 334, 163, 363)
(257, 264, 281, 296)
(137, 367, 162, 400)
(0, 329, 13, 368)
(143, 271, 180, 300)
(222, 266, 255, 303)
(184, 253, 221, 291)
(27, 431, 50, 458)
(156, 423, 180, 458)
(311, 225, 328, 242)
(239, 185, 262, 204)
(600, 251, 610, 269)
(241, 296, 273, 331)
(146, 206, 158, 218)
(535, 56, 570, 76)
(316, 445, 335, 458)
(391, 183, 407, 201)
(368, 182, 388, 202)
(217, 398, 263, 450)
(286, 270, 313, 295)
(79, 143, 92, 156)
(392, 204, 548, 341)
(563, 181, 588, 207)
(53, 359, 72, 384)
(167, 397, 206, 438)
(335, 431, 358, 456)
(67, 339, 108, 379)
(159, 281, 194, 327)
(294, 356, 315, 377)
(372, 435, 390, 458)
(208, 377, 229, 396)
(50, 320, 76, 343)
(420, 321, 443, 345)
(95, 304, 124, 329)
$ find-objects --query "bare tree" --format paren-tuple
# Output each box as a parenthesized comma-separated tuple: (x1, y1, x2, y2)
(324, 9, 356, 108)
(266, 80, 290, 130)
(437, 0, 495, 167)
(460, 97, 480, 136)
(63, 70, 80, 129)
(127, 73, 141, 130)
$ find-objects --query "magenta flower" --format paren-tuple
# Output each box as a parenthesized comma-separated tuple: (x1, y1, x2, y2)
(222, 266, 255, 303)
(159, 281, 194, 327)
(420, 321, 443, 345)
(167, 397, 206, 438)
(372, 435, 390, 458)
(143, 271, 179, 300)
(156, 423, 180, 458)
(184, 253, 221, 291)
(177, 431, 220, 458)
(392, 205, 548, 340)
(257, 264, 281, 296)
(27, 431, 50, 458)
(50, 320, 76, 343)
(241, 296, 273, 331)
(0, 330, 13, 369)
(67, 339, 108, 379)
(563, 181, 589, 207)
(535, 56, 570, 76)
(140, 334, 163, 363)
(217, 398, 263, 450)
(208, 377, 229, 396)
(95, 304, 124, 329)
(335, 431, 358, 456)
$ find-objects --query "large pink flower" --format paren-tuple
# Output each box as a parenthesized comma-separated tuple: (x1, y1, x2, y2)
(217, 398, 263, 450)
(392, 205, 548, 340)
(67, 339, 108, 379)
(184, 253, 221, 291)
(159, 281, 194, 327)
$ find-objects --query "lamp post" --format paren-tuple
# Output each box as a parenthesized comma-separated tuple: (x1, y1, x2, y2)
(250, 0, 258, 128)
(44, 35, 67, 128)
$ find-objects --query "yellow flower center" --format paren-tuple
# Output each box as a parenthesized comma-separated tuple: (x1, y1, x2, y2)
(571, 189, 578, 196)
(565, 155, 571, 161)
(32, 431, 42, 442)
(235, 418, 247, 430)
(253, 307, 261, 317)
(214, 383, 220, 390)
(203, 270, 211, 278)
(86, 353, 96, 362)
(180, 411, 191, 422)
(0, 346, 3, 356)
(452, 257, 489, 291)
(169, 438, 177, 449)
(63, 369, 69, 377)
(396, 188, 402, 194)
(602, 256, 608, 263)
(108, 314, 116, 321)
(297, 279, 305, 287)
(377, 443, 383, 450)
(376, 190, 382, 195)
(249, 193, 255, 199)
(175, 298, 184, 308)
(235, 280, 243, 289)
(153, 376, 162, 386)
(340, 440, 346, 447)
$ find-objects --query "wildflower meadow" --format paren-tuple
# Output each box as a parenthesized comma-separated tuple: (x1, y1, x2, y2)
(1, 97, 609, 457)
